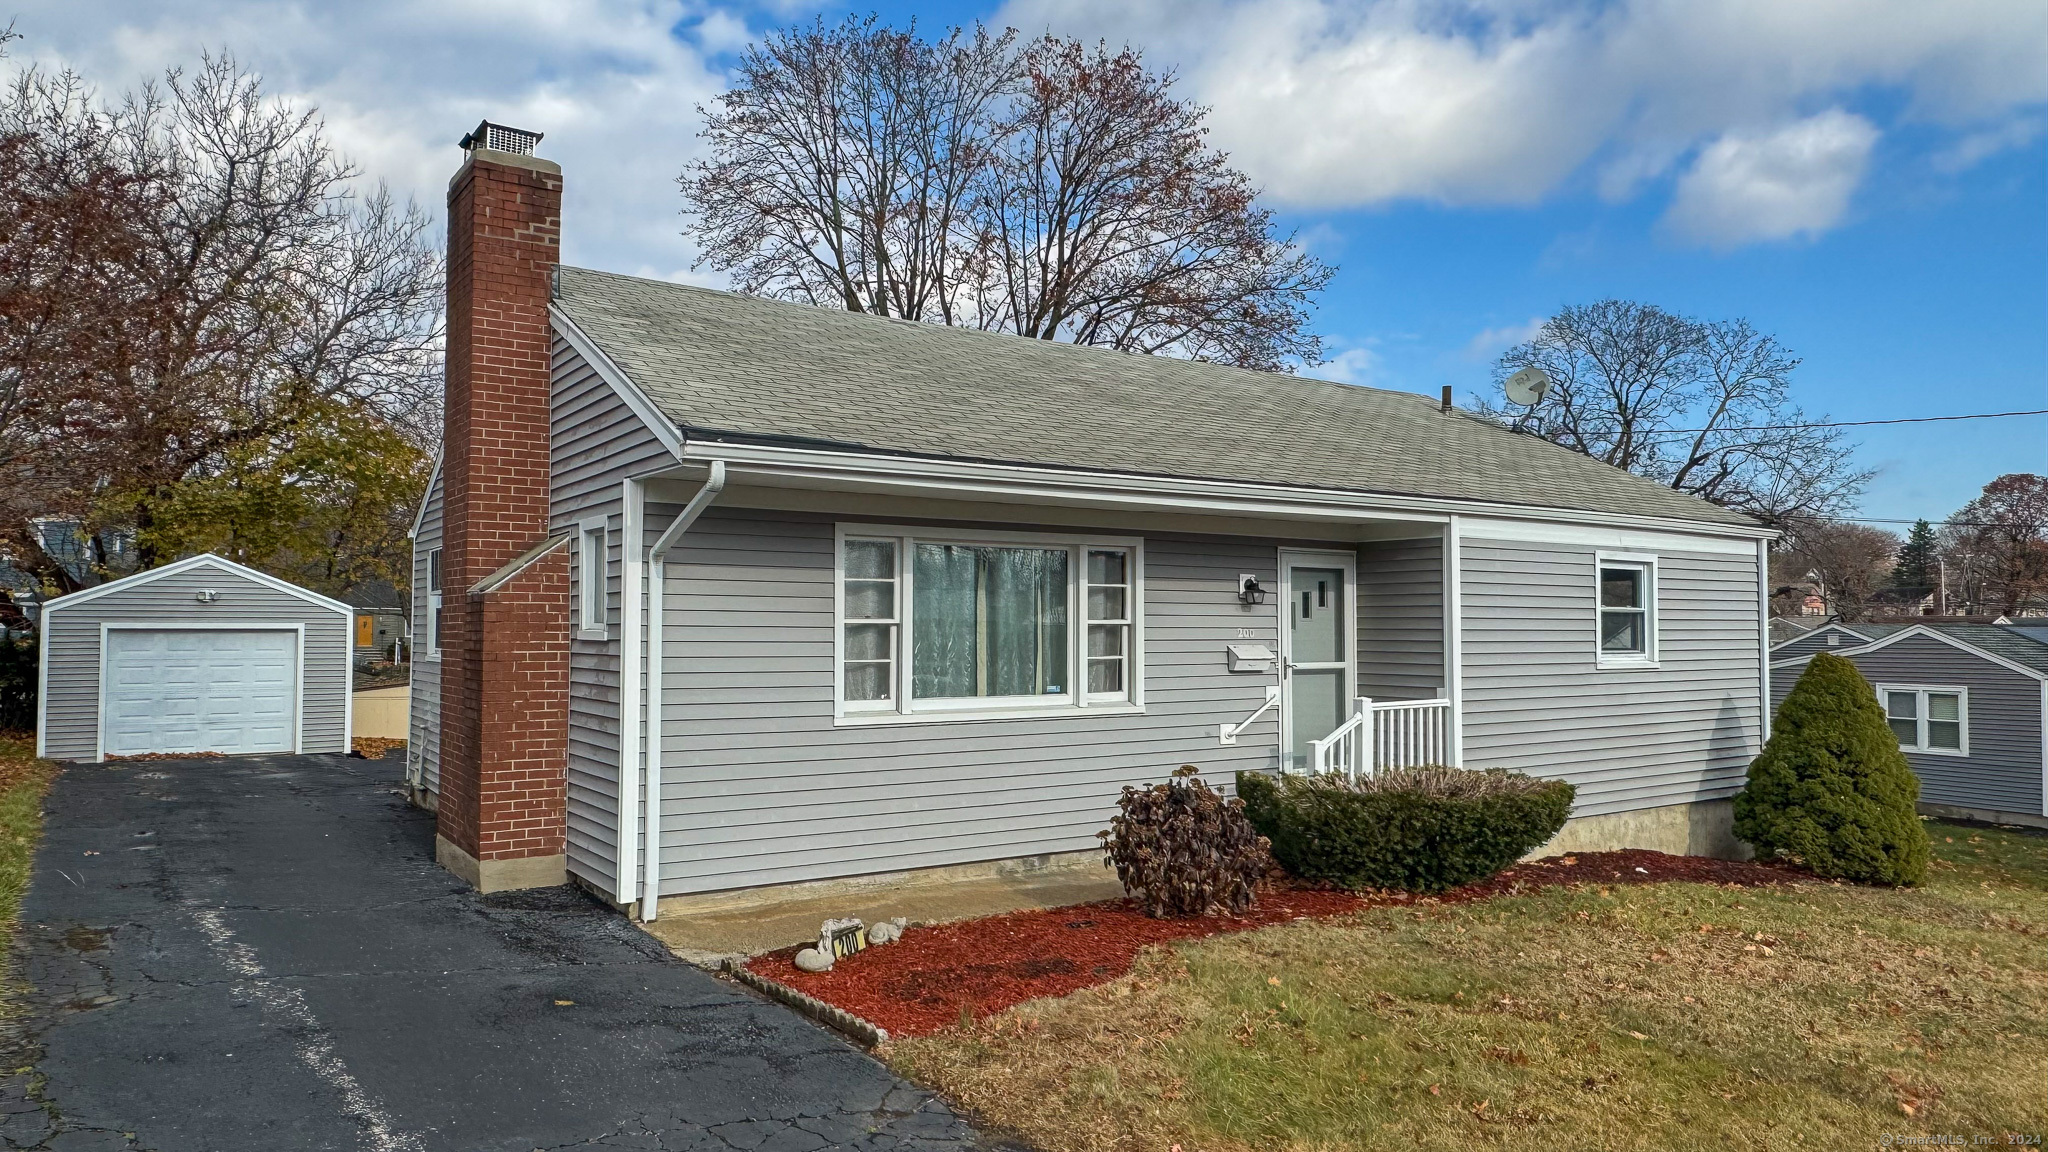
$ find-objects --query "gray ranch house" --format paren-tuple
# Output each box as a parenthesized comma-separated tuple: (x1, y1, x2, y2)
(1772, 623, 2048, 829)
(409, 123, 1775, 912)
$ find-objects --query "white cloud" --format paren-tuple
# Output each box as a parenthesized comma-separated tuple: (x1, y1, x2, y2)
(1000, 0, 2048, 243)
(7, 1, 736, 282)
(1664, 110, 1878, 248)
(1462, 317, 1546, 361)
(1316, 343, 1382, 385)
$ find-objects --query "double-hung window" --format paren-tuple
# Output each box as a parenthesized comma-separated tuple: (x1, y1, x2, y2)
(836, 527, 1141, 721)
(577, 520, 607, 638)
(1595, 554, 1657, 668)
(424, 547, 444, 659)
(1880, 685, 1967, 755)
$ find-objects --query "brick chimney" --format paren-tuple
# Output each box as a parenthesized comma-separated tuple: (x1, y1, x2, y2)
(434, 122, 572, 893)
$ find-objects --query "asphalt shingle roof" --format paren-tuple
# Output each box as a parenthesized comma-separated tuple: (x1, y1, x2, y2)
(1934, 624, 2048, 674)
(553, 266, 1759, 529)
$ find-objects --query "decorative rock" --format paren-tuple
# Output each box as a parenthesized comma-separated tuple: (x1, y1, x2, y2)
(793, 947, 834, 973)
(867, 921, 899, 945)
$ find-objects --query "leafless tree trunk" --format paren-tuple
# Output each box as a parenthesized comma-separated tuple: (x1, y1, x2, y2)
(1774, 517, 1899, 621)
(1941, 473, 2048, 616)
(1474, 300, 1872, 523)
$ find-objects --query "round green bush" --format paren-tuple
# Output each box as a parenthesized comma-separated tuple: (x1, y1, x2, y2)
(1732, 651, 1929, 886)
(1235, 766, 1573, 894)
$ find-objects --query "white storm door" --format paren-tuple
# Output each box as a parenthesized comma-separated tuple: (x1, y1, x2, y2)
(1279, 551, 1356, 773)
(102, 628, 299, 757)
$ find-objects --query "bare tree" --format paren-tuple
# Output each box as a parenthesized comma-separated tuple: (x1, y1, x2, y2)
(1940, 474, 2048, 616)
(682, 17, 1015, 323)
(680, 18, 1332, 371)
(1774, 517, 1899, 621)
(1474, 300, 1871, 523)
(0, 50, 442, 587)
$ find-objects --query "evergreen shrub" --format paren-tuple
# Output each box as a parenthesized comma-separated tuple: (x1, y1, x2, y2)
(1236, 765, 1573, 894)
(1732, 652, 1929, 886)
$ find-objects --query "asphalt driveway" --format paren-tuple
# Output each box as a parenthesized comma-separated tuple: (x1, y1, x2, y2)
(1, 753, 996, 1152)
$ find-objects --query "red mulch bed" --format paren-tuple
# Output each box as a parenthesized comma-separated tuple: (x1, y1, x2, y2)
(745, 849, 1808, 1038)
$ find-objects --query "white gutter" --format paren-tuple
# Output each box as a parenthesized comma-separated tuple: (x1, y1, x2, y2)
(638, 460, 727, 921)
(615, 478, 645, 904)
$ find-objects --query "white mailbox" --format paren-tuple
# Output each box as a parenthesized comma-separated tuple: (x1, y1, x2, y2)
(1226, 643, 1274, 673)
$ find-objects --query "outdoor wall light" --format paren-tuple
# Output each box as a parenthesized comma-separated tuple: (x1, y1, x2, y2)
(194, 590, 220, 603)
(1236, 574, 1267, 605)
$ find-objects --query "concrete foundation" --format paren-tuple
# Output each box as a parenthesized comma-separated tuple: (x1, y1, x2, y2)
(1918, 802, 2048, 831)
(644, 849, 1121, 963)
(435, 834, 567, 893)
(1528, 798, 1752, 860)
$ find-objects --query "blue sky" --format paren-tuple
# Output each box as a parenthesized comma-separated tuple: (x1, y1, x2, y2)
(18, 0, 2047, 524)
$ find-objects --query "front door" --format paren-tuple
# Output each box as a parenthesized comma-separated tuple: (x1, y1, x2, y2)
(1280, 551, 1355, 772)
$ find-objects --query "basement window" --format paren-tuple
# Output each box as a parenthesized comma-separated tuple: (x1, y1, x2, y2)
(836, 525, 1142, 723)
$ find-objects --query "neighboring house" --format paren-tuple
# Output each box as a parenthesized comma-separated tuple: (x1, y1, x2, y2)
(1769, 615, 1825, 646)
(1770, 623, 2048, 829)
(1866, 585, 1937, 617)
(343, 582, 409, 661)
(35, 554, 354, 761)
(406, 123, 1776, 908)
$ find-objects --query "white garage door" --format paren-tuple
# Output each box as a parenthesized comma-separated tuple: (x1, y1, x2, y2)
(102, 629, 299, 757)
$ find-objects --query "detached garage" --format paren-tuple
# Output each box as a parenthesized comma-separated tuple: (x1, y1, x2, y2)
(37, 554, 353, 761)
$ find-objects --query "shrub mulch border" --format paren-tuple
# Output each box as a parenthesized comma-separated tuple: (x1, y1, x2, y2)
(743, 849, 1810, 1042)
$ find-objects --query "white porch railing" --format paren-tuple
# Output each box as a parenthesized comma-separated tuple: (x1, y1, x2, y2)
(1308, 697, 1454, 779)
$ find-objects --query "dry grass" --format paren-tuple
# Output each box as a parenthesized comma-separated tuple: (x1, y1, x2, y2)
(0, 735, 56, 982)
(889, 822, 2048, 1149)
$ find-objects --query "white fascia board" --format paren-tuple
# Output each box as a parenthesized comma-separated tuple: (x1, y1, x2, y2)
(674, 440, 1775, 543)
(41, 553, 354, 619)
(549, 305, 687, 461)
(409, 449, 443, 542)
(1838, 625, 2048, 682)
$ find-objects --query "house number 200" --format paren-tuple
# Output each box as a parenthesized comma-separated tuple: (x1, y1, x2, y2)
(1236, 628, 1259, 639)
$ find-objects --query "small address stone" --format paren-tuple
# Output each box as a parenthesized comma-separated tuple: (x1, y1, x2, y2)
(793, 947, 833, 973)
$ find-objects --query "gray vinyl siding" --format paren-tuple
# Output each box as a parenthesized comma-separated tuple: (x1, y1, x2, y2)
(1356, 536, 1445, 700)
(550, 334, 676, 895)
(40, 560, 350, 760)
(1460, 541, 1764, 818)
(1771, 639, 2045, 817)
(408, 472, 444, 795)
(1770, 625, 1869, 661)
(652, 508, 1289, 896)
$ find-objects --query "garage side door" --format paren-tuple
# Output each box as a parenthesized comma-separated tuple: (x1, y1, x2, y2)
(102, 629, 299, 757)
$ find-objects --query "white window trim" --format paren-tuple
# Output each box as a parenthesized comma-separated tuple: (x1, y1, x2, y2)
(1594, 551, 1659, 670)
(423, 546, 444, 662)
(832, 522, 1145, 726)
(576, 516, 609, 640)
(1876, 683, 1970, 758)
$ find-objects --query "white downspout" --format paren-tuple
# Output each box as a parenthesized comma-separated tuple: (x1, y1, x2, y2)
(639, 461, 727, 921)
(616, 478, 644, 906)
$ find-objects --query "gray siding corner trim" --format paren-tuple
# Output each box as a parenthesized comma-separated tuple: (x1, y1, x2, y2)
(38, 555, 352, 761)
(1459, 539, 1764, 820)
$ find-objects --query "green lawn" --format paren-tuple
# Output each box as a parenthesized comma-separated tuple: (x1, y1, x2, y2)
(0, 736, 54, 973)
(891, 822, 2048, 1149)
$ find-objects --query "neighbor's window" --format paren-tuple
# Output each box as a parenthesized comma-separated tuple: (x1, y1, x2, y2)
(1596, 558, 1655, 665)
(838, 530, 1138, 718)
(425, 547, 444, 658)
(578, 523, 606, 636)
(1883, 686, 1966, 755)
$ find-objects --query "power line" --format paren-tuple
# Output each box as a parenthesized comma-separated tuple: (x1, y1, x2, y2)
(1528, 407, 2048, 436)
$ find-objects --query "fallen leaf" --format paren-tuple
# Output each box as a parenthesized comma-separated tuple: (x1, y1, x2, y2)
(1267, 976, 1281, 986)
(1628, 1031, 1649, 1041)
(1429, 1083, 1442, 1095)
(553, 999, 574, 1007)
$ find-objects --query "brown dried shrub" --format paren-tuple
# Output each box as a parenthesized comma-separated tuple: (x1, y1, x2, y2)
(1099, 765, 1272, 918)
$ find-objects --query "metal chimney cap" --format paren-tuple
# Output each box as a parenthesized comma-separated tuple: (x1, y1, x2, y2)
(459, 121, 544, 156)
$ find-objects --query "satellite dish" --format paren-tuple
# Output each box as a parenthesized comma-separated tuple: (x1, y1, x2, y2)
(1504, 367, 1552, 407)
